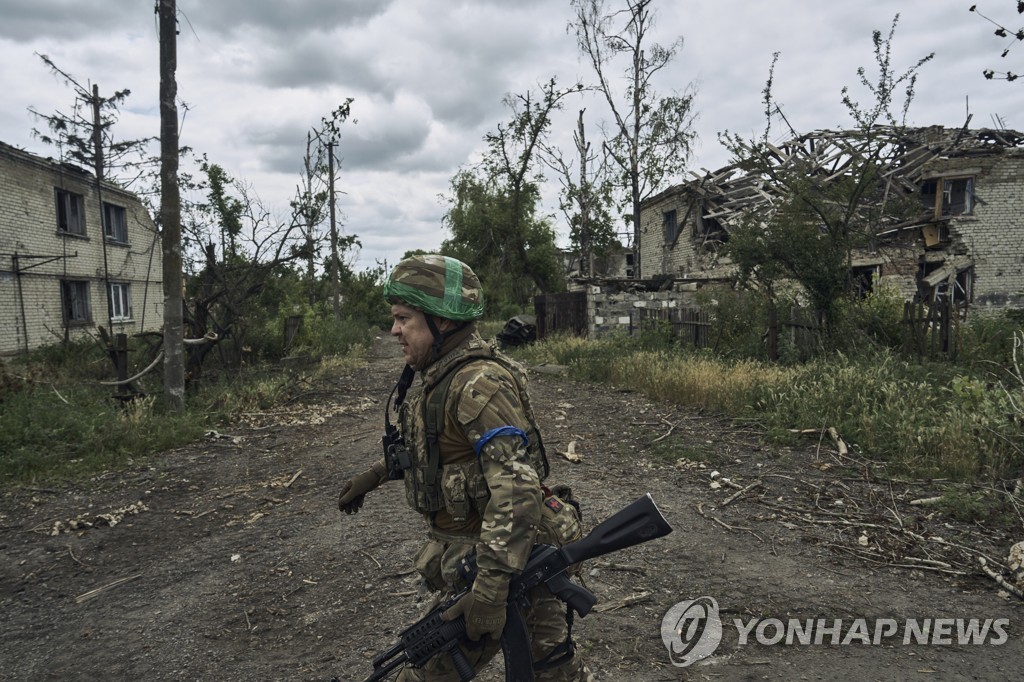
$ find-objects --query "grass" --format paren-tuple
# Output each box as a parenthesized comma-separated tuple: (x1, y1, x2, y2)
(511, 334, 1024, 482)
(0, 324, 374, 486)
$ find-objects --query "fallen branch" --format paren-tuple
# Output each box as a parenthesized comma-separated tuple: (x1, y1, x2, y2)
(75, 573, 143, 604)
(977, 557, 1024, 599)
(720, 480, 763, 507)
(827, 427, 849, 458)
(593, 591, 651, 613)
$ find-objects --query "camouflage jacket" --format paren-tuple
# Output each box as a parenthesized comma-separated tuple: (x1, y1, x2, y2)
(399, 334, 544, 596)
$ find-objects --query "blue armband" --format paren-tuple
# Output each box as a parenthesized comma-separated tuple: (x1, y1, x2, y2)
(474, 426, 529, 457)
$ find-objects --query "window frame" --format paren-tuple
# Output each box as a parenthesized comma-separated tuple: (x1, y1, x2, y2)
(921, 176, 974, 218)
(103, 202, 129, 244)
(108, 282, 133, 322)
(55, 188, 86, 236)
(663, 209, 679, 246)
(61, 279, 92, 324)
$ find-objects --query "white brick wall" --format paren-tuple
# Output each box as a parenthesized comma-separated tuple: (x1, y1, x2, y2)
(638, 148, 1024, 312)
(0, 142, 164, 354)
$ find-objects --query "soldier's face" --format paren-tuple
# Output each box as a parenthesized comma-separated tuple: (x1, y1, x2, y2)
(391, 303, 453, 369)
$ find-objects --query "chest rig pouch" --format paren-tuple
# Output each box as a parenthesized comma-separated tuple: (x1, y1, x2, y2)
(398, 340, 550, 516)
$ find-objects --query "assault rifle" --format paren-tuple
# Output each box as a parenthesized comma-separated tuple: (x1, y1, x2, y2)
(359, 493, 673, 682)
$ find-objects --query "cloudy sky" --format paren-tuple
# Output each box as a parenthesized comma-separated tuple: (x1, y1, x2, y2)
(2, 0, 1021, 272)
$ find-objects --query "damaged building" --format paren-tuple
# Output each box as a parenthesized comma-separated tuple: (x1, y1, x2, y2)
(0, 141, 164, 354)
(637, 125, 1024, 314)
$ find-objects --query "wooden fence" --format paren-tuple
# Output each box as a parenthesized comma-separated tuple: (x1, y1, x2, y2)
(630, 306, 712, 348)
(534, 291, 588, 339)
(902, 298, 958, 360)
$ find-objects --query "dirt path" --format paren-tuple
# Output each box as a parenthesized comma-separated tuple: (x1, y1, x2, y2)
(1, 335, 1021, 681)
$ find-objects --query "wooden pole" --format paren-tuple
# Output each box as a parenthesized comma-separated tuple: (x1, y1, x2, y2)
(159, 0, 185, 411)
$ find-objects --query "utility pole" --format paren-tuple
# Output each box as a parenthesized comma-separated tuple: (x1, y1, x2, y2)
(158, 0, 184, 411)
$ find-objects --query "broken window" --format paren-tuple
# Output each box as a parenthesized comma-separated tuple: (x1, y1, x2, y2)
(849, 265, 880, 299)
(694, 205, 729, 245)
(103, 203, 128, 243)
(921, 177, 974, 218)
(61, 280, 91, 324)
(55, 188, 86, 235)
(663, 209, 679, 245)
(108, 282, 132, 322)
(918, 259, 973, 305)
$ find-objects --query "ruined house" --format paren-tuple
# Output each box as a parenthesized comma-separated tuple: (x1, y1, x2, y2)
(0, 141, 164, 354)
(638, 125, 1024, 313)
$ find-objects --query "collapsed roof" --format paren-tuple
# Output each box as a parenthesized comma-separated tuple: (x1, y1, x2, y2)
(674, 125, 1024, 233)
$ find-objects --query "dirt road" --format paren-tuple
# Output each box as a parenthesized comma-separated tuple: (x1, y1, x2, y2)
(1, 335, 1020, 680)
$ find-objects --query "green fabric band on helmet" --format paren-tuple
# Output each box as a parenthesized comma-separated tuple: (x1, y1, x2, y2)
(444, 256, 463, 313)
(383, 255, 484, 321)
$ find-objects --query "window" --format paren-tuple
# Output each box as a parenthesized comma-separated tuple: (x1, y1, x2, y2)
(694, 205, 729, 245)
(108, 282, 132, 322)
(61, 280, 91, 324)
(663, 209, 679, 245)
(55, 189, 86, 235)
(849, 265, 880, 299)
(921, 177, 974, 218)
(919, 259, 973, 305)
(103, 203, 128, 243)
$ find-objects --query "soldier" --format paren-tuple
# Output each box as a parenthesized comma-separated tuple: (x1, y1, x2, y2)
(338, 254, 592, 681)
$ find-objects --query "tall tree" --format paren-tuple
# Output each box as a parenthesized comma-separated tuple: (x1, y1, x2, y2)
(442, 79, 575, 310)
(158, 0, 185, 411)
(970, 3, 1023, 81)
(570, 0, 698, 277)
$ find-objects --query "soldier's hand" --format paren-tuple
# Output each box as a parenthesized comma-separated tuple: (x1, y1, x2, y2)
(441, 590, 507, 641)
(338, 469, 382, 515)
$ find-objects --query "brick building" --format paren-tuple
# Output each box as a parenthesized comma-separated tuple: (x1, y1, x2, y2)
(638, 126, 1024, 313)
(0, 141, 163, 354)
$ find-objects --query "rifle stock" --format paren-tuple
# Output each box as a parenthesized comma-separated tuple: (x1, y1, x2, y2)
(560, 493, 672, 566)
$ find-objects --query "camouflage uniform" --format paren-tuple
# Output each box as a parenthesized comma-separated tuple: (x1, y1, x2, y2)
(394, 334, 592, 681)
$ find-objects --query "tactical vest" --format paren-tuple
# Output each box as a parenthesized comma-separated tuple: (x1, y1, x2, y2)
(398, 338, 549, 516)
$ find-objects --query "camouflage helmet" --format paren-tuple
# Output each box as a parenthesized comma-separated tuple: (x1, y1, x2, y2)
(383, 254, 484, 321)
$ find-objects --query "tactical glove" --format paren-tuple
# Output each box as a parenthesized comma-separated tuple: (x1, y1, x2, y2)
(441, 584, 508, 641)
(338, 461, 386, 514)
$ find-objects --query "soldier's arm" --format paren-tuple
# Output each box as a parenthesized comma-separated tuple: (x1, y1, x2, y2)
(454, 367, 542, 601)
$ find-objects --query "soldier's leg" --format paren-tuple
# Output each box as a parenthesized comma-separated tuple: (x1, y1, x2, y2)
(525, 586, 595, 682)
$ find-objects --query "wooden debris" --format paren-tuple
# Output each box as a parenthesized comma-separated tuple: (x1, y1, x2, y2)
(559, 440, 584, 463)
(75, 574, 143, 604)
(720, 480, 763, 507)
(977, 557, 1024, 600)
(593, 591, 651, 613)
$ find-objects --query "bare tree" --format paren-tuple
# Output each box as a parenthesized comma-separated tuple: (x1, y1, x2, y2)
(569, 0, 698, 277)
(541, 109, 617, 277)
